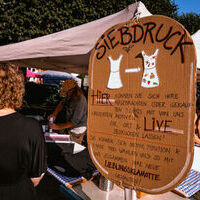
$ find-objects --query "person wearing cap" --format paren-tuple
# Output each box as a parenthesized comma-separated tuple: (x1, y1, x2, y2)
(48, 79, 87, 144)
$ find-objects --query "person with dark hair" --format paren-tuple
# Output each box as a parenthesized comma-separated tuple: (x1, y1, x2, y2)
(48, 79, 87, 144)
(0, 64, 47, 200)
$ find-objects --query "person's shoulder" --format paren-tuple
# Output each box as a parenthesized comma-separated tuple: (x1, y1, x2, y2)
(73, 94, 87, 105)
(17, 113, 42, 133)
(17, 112, 39, 124)
(79, 93, 87, 101)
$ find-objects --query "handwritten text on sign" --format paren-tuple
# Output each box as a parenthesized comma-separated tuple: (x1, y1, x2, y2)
(88, 15, 195, 194)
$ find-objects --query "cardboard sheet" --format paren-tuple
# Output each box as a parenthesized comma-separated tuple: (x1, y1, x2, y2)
(88, 15, 196, 193)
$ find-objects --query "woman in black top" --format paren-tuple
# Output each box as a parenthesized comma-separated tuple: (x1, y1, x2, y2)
(0, 64, 47, 200)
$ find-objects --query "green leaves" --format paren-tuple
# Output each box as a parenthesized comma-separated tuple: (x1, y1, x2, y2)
(177, 13, 200, 34)
(0, 0, 199, 46)
(142, 0, 178, 18)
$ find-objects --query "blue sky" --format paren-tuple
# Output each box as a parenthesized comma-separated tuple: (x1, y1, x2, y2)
(174, 0, 200, 14)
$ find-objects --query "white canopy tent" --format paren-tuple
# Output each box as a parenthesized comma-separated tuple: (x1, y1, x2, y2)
(0, 2, 151, 74)
(192, 30, 200, 83)
(192, 30, 200, 69)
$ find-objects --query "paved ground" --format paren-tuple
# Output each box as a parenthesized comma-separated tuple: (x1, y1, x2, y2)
(36, 173, 200, 200)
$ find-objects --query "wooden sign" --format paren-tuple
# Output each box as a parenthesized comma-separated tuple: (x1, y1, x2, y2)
(88, 15, 196, 194)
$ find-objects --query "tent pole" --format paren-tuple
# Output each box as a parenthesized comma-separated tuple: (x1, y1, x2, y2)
(124, 188, 137, 200)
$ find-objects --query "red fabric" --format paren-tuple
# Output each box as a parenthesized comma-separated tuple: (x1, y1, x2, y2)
(26, 69, 42, 78)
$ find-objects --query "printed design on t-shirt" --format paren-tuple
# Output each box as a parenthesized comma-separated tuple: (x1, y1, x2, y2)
(106, 49, 159, 89)
(141, 49, 159, 88)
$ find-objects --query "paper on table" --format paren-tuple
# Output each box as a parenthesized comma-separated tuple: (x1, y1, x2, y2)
(44, 132, 71, 142)
(44, 132, 85, 154)
(192, 146, 200, 172)
(73, 142, 86, 154)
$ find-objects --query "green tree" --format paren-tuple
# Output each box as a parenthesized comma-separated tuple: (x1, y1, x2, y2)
(141, 0, 200, 34)
(0, 0, 139, 45)
(176, 13, 200, 34)
(141, 0, 178, 18)
(0, 0, 198, 46)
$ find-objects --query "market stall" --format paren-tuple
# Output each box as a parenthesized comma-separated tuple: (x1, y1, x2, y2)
(1, 1, 200, 200)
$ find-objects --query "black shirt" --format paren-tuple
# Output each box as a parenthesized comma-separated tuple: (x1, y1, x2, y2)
(0, 112, 47, 200)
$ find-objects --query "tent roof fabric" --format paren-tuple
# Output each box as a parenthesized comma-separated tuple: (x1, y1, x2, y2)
(192, 30, 200, 70)
(191, 30, 200, 83)
(0, 1, 151, 74)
